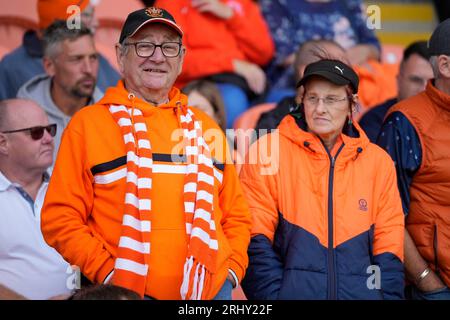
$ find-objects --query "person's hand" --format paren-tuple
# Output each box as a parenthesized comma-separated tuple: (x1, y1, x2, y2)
(416, 269, 447, 293)
(233, 59, 266, 95)
(191, 0, 234, 20)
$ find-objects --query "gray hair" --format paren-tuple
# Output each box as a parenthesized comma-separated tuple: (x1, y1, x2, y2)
(429, 54, 450, 79)
(43, 19, 93, 58)
(429, 56, 440, 79)
(117, 39, 130, 56)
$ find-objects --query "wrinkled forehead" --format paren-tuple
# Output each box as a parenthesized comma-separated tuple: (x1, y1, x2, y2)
(129, 23, 181, 42)
(5, 100, 49, 127)
(303, 75, 348, 93)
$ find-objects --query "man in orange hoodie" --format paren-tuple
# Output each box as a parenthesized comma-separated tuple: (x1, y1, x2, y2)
(41, 7, 251, 300)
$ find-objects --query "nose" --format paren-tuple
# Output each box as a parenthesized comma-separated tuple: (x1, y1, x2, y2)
(82, 58, 93, 74)
(41, 127, 54, 145)
(149, 46, 166, 63)
(315, 98, 327, 113)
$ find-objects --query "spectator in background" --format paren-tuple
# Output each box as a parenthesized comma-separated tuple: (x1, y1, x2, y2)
(0, 0, 119, 100)
(0, 99, 71, 300)
(17, 20, 103, 159)
(359, 41, 433, 142)
(377, 18, 450, 300)
(259, 0, 380, 103)
(155, 0, 274, 128)
(183, 79, 227, 132)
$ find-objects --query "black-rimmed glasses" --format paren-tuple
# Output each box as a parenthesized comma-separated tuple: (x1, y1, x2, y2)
(303, 94, 349, 107)
(1, 124, 57, 140)
(123, 41, 182, 58)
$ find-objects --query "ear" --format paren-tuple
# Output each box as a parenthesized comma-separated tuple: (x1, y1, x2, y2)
(0, 133, 9, 156)
(295, 86, 304, 105)
(43, 56, 56, 77)
(115, 43, 126, 76)
(177, 46, 186, 77)
(438, 55, 450, 78)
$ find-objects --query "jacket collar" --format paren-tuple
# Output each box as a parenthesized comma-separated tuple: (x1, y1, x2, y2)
(97, 80, 188, 116)
(0, 170, 49, 192)
(278, 111, 369, 162)
(426, 80, 450, 113)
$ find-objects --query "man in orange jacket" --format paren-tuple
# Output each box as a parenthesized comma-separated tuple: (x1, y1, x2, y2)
(41, 7, 251, 300)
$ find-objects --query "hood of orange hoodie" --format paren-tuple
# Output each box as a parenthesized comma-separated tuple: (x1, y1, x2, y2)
(96, 80, 188, 114)
(277, 113, 371, 163)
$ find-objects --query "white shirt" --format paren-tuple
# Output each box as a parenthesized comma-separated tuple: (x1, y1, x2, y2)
(0, 171, 72, 299)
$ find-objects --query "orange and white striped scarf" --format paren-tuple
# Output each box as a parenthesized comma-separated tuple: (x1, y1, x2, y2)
(108, 98, 218, 299)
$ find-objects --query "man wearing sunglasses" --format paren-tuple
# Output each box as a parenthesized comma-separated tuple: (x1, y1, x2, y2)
(17, 20, 103, 159)
(0, 99, 71, 299)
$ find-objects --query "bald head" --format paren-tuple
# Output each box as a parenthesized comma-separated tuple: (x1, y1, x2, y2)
(0, 98, 54, 177)
(0, 99, 48, 132)
(294, 40, 347, 81)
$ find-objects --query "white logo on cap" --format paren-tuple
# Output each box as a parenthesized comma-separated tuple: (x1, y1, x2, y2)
(335, 66, 344, 75)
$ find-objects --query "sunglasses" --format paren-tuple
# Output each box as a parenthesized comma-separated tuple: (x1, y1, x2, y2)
(1, 124, 57, 140)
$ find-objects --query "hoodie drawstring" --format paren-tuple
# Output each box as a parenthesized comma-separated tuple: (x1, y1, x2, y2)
(128, 93, 139, 156)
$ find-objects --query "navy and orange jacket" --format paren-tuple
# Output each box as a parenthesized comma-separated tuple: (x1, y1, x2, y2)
(155, 0, 274, 88)
(41, 81, 251, 299)
(239, 114, 404, 299)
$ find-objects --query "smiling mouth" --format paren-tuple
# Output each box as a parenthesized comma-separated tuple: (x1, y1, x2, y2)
(143, 68, 167, 73)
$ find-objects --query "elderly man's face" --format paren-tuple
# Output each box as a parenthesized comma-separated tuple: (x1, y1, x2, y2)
(1, 101, 54, 173)
(118, 23, 184, 98)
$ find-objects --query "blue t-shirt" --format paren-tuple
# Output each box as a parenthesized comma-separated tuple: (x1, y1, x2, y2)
(359, 98, 398, 143)
(376, 111, 422, 215)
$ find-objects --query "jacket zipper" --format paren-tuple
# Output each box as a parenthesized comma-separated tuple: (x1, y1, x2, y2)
(326, 143, 344, 300)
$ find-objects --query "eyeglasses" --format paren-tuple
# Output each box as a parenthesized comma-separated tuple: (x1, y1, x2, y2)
(1, 124, 57, 140)
(123, 41, 182, 58)
(303, 94, 349, 106)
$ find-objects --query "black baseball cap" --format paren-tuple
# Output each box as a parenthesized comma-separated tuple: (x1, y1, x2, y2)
(296, 59, 359, 93)
(119, 7, 183, 44)
(428, 18, 450, 56)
